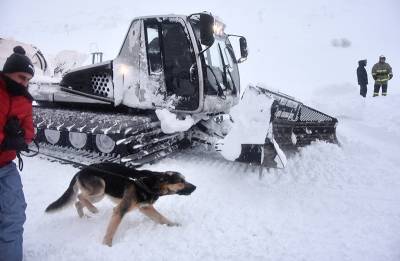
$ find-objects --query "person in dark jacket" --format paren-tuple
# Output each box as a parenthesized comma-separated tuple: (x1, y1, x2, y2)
(357, 59, 368, 97)
(0, 46, 35, 261)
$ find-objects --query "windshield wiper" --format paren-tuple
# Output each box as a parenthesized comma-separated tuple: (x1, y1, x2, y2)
(225, 65, 237, 95)
(206, 64, 226, 99)
(217, 44, 236, 94)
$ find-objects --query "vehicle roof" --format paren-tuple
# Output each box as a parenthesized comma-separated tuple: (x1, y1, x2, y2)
(132, 14, 188, 21)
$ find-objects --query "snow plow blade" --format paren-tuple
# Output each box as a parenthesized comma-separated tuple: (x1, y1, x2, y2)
(257, 86, 339, 151)
(223, 85, 338, 168)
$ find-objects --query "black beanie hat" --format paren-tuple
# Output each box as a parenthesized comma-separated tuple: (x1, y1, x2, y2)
(3, 46, 35, 76)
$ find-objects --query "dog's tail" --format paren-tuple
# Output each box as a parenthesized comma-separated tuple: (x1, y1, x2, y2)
(45, 174, 78, 213)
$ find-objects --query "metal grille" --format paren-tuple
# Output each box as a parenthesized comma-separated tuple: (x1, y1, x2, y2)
(253, 85, 336, 123)
(297, 105, 336, 122)
(91, 74, 113, 98)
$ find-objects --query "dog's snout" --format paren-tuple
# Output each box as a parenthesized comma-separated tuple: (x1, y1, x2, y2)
(187, 183, 196, 193)
(177, 183, 196, 195)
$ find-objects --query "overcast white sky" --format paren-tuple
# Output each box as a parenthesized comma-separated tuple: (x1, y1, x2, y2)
(1, 0, 399, 96)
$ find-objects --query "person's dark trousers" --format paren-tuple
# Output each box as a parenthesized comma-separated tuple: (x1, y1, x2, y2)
(373, 84, 380, 96)
(359, 84, 367, 97)
(373, 83, 388, 96)
(0, 162, 27, 261)
(382, 84, 388, 96)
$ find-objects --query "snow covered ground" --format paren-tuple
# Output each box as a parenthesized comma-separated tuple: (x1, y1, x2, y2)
(19, 90, 400, 261)
(1, 0, 400, 260)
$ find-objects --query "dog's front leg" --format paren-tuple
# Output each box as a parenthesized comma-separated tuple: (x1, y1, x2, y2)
(103, 185, 137, 246)
(139, 205, 180, 226)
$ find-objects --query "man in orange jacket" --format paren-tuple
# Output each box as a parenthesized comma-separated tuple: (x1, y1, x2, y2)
(0, 46, 35, 261)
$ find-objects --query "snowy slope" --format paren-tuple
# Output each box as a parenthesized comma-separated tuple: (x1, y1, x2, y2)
(20, 90, 400, 261)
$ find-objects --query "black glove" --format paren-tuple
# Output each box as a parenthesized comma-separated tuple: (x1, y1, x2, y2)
(1, 117, 29, 152)
(389, 74, 393, 80)
(1, 136, 29, 152)
(4, 117, 24, 137)
(373, 75, 377, 80)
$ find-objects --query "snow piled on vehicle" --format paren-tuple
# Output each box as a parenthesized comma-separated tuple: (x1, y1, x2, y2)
(218, 86, 287, 166)
(50, 50, 88, 76)
(155, 108, 196, 133)
(218, 85, 272, 160)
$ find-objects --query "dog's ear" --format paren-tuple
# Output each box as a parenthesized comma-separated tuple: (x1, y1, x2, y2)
(165, 171, 175, 176)
(165, 171, 185, 180)
(162, 171, 186, 185)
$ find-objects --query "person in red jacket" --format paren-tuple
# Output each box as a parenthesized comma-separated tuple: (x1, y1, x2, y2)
(0, 46, 34, 261)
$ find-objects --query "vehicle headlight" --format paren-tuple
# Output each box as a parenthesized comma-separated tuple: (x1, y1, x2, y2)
(213, 21, 225, 36)
(119, 64, 129, 75)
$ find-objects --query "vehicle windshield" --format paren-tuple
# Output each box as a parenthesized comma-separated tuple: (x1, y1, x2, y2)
(189, 18, 240, 96)
(203, 36, 240, 96)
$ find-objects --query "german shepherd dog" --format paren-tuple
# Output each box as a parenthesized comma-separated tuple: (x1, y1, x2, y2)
(45, 162, 196, 246)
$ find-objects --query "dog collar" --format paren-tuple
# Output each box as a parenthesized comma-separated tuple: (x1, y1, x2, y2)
(129, 177, 160, 196)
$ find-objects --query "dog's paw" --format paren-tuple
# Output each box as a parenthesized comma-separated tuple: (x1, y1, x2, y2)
(92, 208, 99, 214)
(76, 209, 84, 218)
(88, 207, 99, 214)
(167, 222, 181, 227)
(102, 237, 113, 247)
